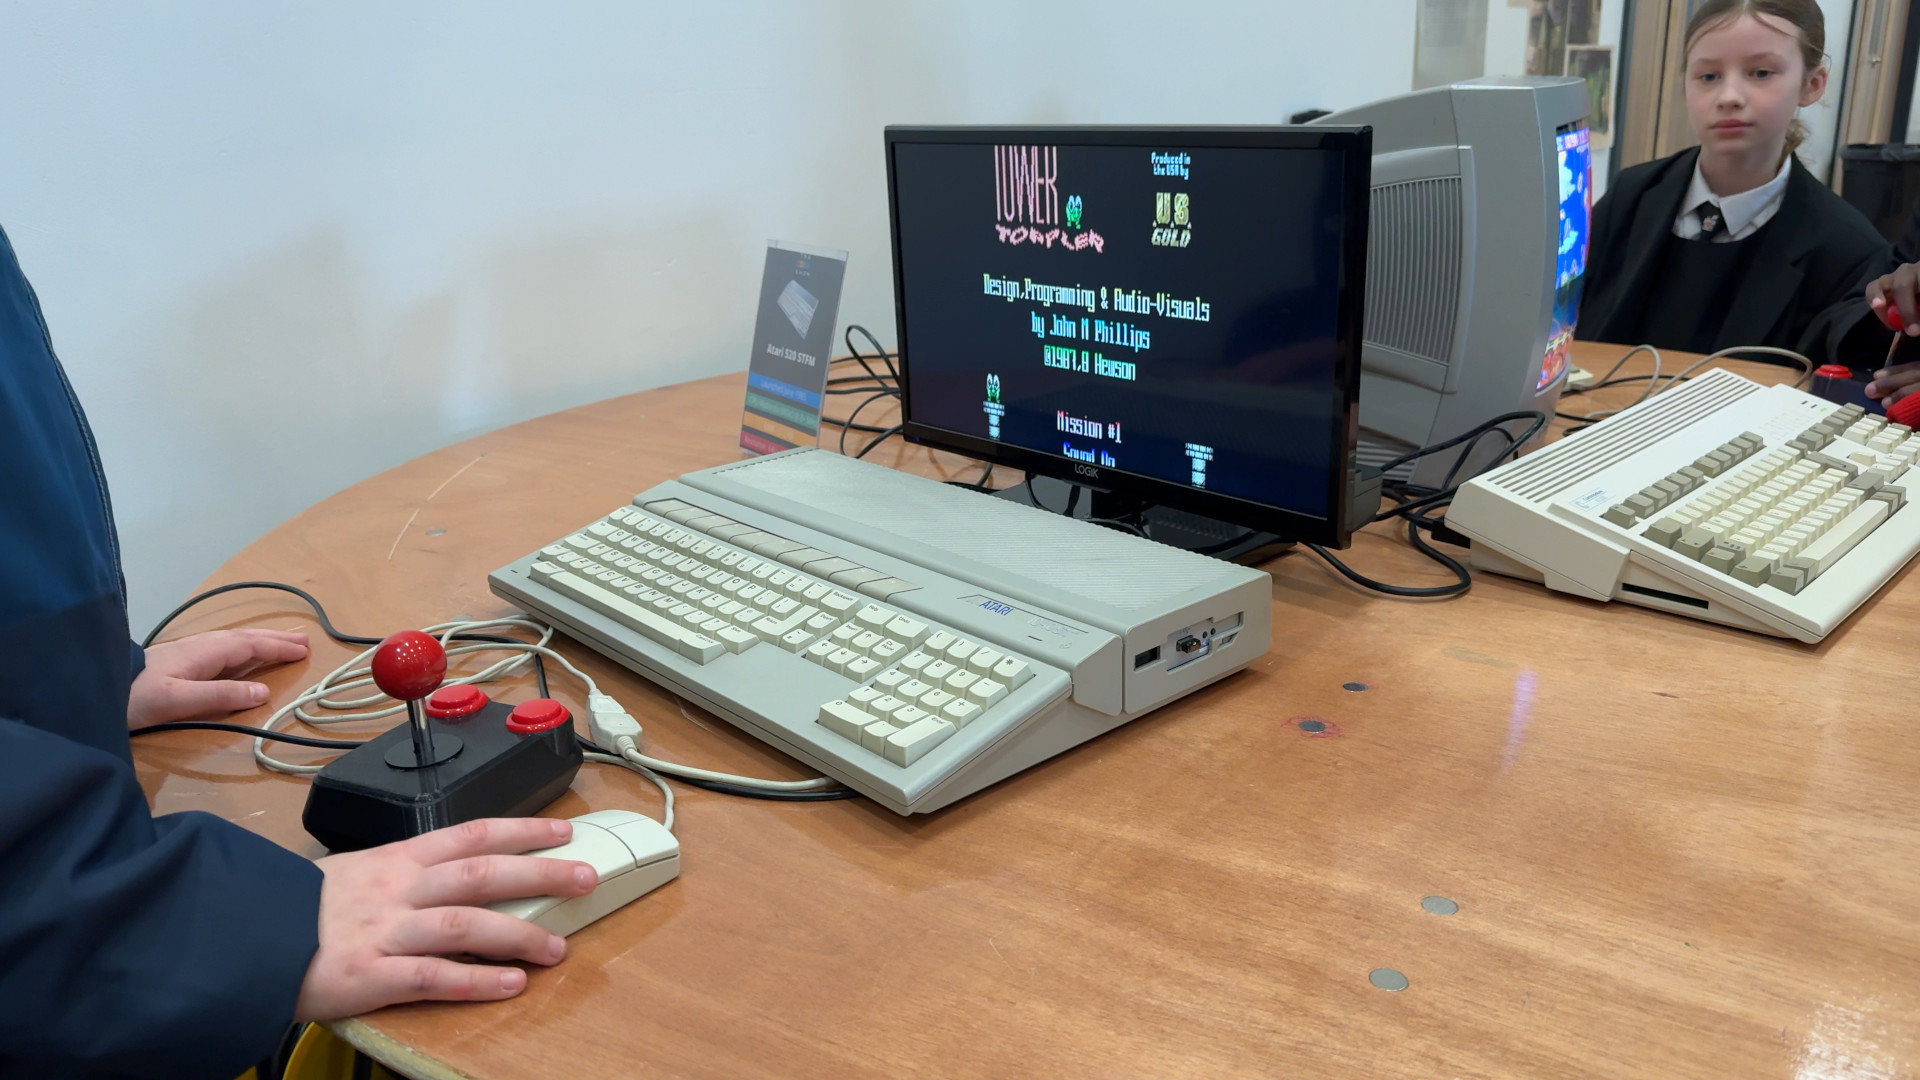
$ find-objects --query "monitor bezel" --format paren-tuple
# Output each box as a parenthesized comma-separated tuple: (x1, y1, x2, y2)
(883, 124, 1372, 548)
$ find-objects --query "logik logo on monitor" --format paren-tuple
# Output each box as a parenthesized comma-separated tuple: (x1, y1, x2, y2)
(993, 145, 1104, 253)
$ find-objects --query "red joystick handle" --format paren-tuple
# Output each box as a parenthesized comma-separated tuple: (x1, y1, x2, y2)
(370, 630, 448, 702)
(1888, 394, 1920, 428)
(1885, 303, 1910, 331)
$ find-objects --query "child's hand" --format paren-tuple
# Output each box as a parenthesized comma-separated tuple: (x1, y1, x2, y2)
(128, 628, 309, 729)
(1866, 262, 1920, 337)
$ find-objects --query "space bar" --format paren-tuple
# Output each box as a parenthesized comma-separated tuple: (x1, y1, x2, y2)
(545, 570, 724, 663)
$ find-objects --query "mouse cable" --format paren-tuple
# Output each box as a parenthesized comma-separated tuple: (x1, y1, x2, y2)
(581, 740, 859, 805)
(581, 751, 677, 832)
(130, 721, 363, 750)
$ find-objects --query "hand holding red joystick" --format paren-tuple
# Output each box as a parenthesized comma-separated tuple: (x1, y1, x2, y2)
(373, 630, 461, 769)
(371, 630, 448, 701)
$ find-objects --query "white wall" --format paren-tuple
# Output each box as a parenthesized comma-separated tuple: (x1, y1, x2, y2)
(0, 1, 1423, 632)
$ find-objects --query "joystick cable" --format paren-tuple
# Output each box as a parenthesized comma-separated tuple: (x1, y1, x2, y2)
(137, 580, 860, 800)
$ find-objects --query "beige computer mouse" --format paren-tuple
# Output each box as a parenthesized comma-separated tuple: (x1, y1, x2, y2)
(486, 809, 680, 936)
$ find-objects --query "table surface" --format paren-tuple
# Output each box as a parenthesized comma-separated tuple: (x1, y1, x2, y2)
(135, 342, 1920, 1079)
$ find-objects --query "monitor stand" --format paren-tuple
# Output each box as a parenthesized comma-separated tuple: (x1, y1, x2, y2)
(994, 475, 1293, 565)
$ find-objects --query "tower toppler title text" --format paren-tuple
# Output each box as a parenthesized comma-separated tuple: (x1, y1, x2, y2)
(994, 145, 1104, 252)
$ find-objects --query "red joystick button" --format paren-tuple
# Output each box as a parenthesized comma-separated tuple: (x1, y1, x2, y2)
(424, 684, 488, 720)
(370, 630, 447, 702)
(505, 698, 571, 735)
(1815, 364, 1854, 379)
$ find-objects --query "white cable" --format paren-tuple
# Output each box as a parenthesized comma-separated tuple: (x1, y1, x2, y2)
(252, 621, 591, 774)
(624, 743, 841, 792)
(583, 751, 675, 833)
(1565, 344, 1814, 428)
(1564, 343, 1663, 423)
(586, 699, 840, 792)
(1666, 345, 1815, 390)
(252, 618, 841, 795)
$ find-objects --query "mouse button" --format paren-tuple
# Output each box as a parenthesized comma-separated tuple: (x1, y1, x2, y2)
(572, 809, 645, 831)
(527, 823, 637, 881)
(602, 815, 679, 863)
(487, 893, 563, 923)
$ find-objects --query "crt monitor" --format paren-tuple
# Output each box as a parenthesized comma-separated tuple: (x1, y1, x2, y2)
(1314, 76, 1591, 488)
(883, 126, 1374, 549)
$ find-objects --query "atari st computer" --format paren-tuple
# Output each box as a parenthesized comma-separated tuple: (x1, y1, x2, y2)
(1316, 76, 1593, 487)
(491, 126, 1373, 812)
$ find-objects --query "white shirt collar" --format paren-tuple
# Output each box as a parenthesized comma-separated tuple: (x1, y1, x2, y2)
(1684, 154, 1792, 236)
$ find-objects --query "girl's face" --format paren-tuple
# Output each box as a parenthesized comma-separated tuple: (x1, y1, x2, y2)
(1684, 13, 1826, 158)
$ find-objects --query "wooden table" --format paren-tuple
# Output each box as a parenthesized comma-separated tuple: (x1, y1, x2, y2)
(137, 342, 1920, 1079)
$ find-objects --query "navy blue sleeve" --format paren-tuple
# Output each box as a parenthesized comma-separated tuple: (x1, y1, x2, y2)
(0, 716, 322, 1079)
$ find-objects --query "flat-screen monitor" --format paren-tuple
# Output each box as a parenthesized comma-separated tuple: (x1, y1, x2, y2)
(884, 126, 1373, 547)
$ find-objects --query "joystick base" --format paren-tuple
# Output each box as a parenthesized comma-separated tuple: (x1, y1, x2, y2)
(302, 701, 582, 852)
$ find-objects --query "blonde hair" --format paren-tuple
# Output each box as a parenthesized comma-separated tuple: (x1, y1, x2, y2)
(1684, 0, 1827, 155)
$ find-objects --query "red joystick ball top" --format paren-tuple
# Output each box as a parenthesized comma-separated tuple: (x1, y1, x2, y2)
(1889, 393, 1920, 428)
(370, 630, 448, 702)
(1885, 303, 1908, 331)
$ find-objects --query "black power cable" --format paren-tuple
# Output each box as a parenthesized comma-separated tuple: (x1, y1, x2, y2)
(146, 580, 865, 803)
(131, 721, 362, 750)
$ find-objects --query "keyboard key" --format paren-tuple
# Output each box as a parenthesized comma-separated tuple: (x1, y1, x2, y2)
(855, 604, 896, 630)
(919, 689, 955, 711)
(831, 623, 863, 648)
(899, 651, 935, 673)
(805, 611, 840, 632)
(859, 577, 918, 600)
(845, 656, 882, 680)
(859, 720, 901, 754)
(923, 631, 956, 654)
(780, 629, 815, 652)
(870, 639, 906, 665)
(821, 592, 860, 614)
(965, 678, 1007, 707)
(849, 685, 883, 707)
(851, 630, 884, 654)
(868, 695, 907, 718)
(678, 634, 725, 663)
(923, 659, 957, 682)
(945, 639, 978, 663)
(884, 615, 928, 645)
(896, 678, 934, 700)
(944, 670, 980, 693)
(967, 648, 1004, 675)
(884, 717, 956, 766)
(874, 668, 909, 691)
(805, 639, 838, 665)
(827, 648, 860, 674)
(716, 625, 757, 653)
(941, 699, 983, 727)
(892, 705, 930, 728)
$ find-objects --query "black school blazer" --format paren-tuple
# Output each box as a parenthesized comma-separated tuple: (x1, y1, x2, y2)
(1577, 146, 1890, 360)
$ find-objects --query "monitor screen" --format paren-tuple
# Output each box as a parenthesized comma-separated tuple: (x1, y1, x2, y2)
(1540, 121, 1592, 390)
(885, 127, 1370, 543)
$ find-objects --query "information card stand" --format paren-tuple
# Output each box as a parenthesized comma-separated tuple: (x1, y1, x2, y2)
(740, 241, 848, 456)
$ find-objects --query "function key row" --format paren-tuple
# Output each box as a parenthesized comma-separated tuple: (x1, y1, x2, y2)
(630, 500, 919, 601)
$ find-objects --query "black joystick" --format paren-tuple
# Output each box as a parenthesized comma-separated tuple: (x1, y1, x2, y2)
(301, 630, 583, 852)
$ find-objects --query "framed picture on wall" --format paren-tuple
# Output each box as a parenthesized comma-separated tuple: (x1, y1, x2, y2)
(1568, 43, 1616, 149)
